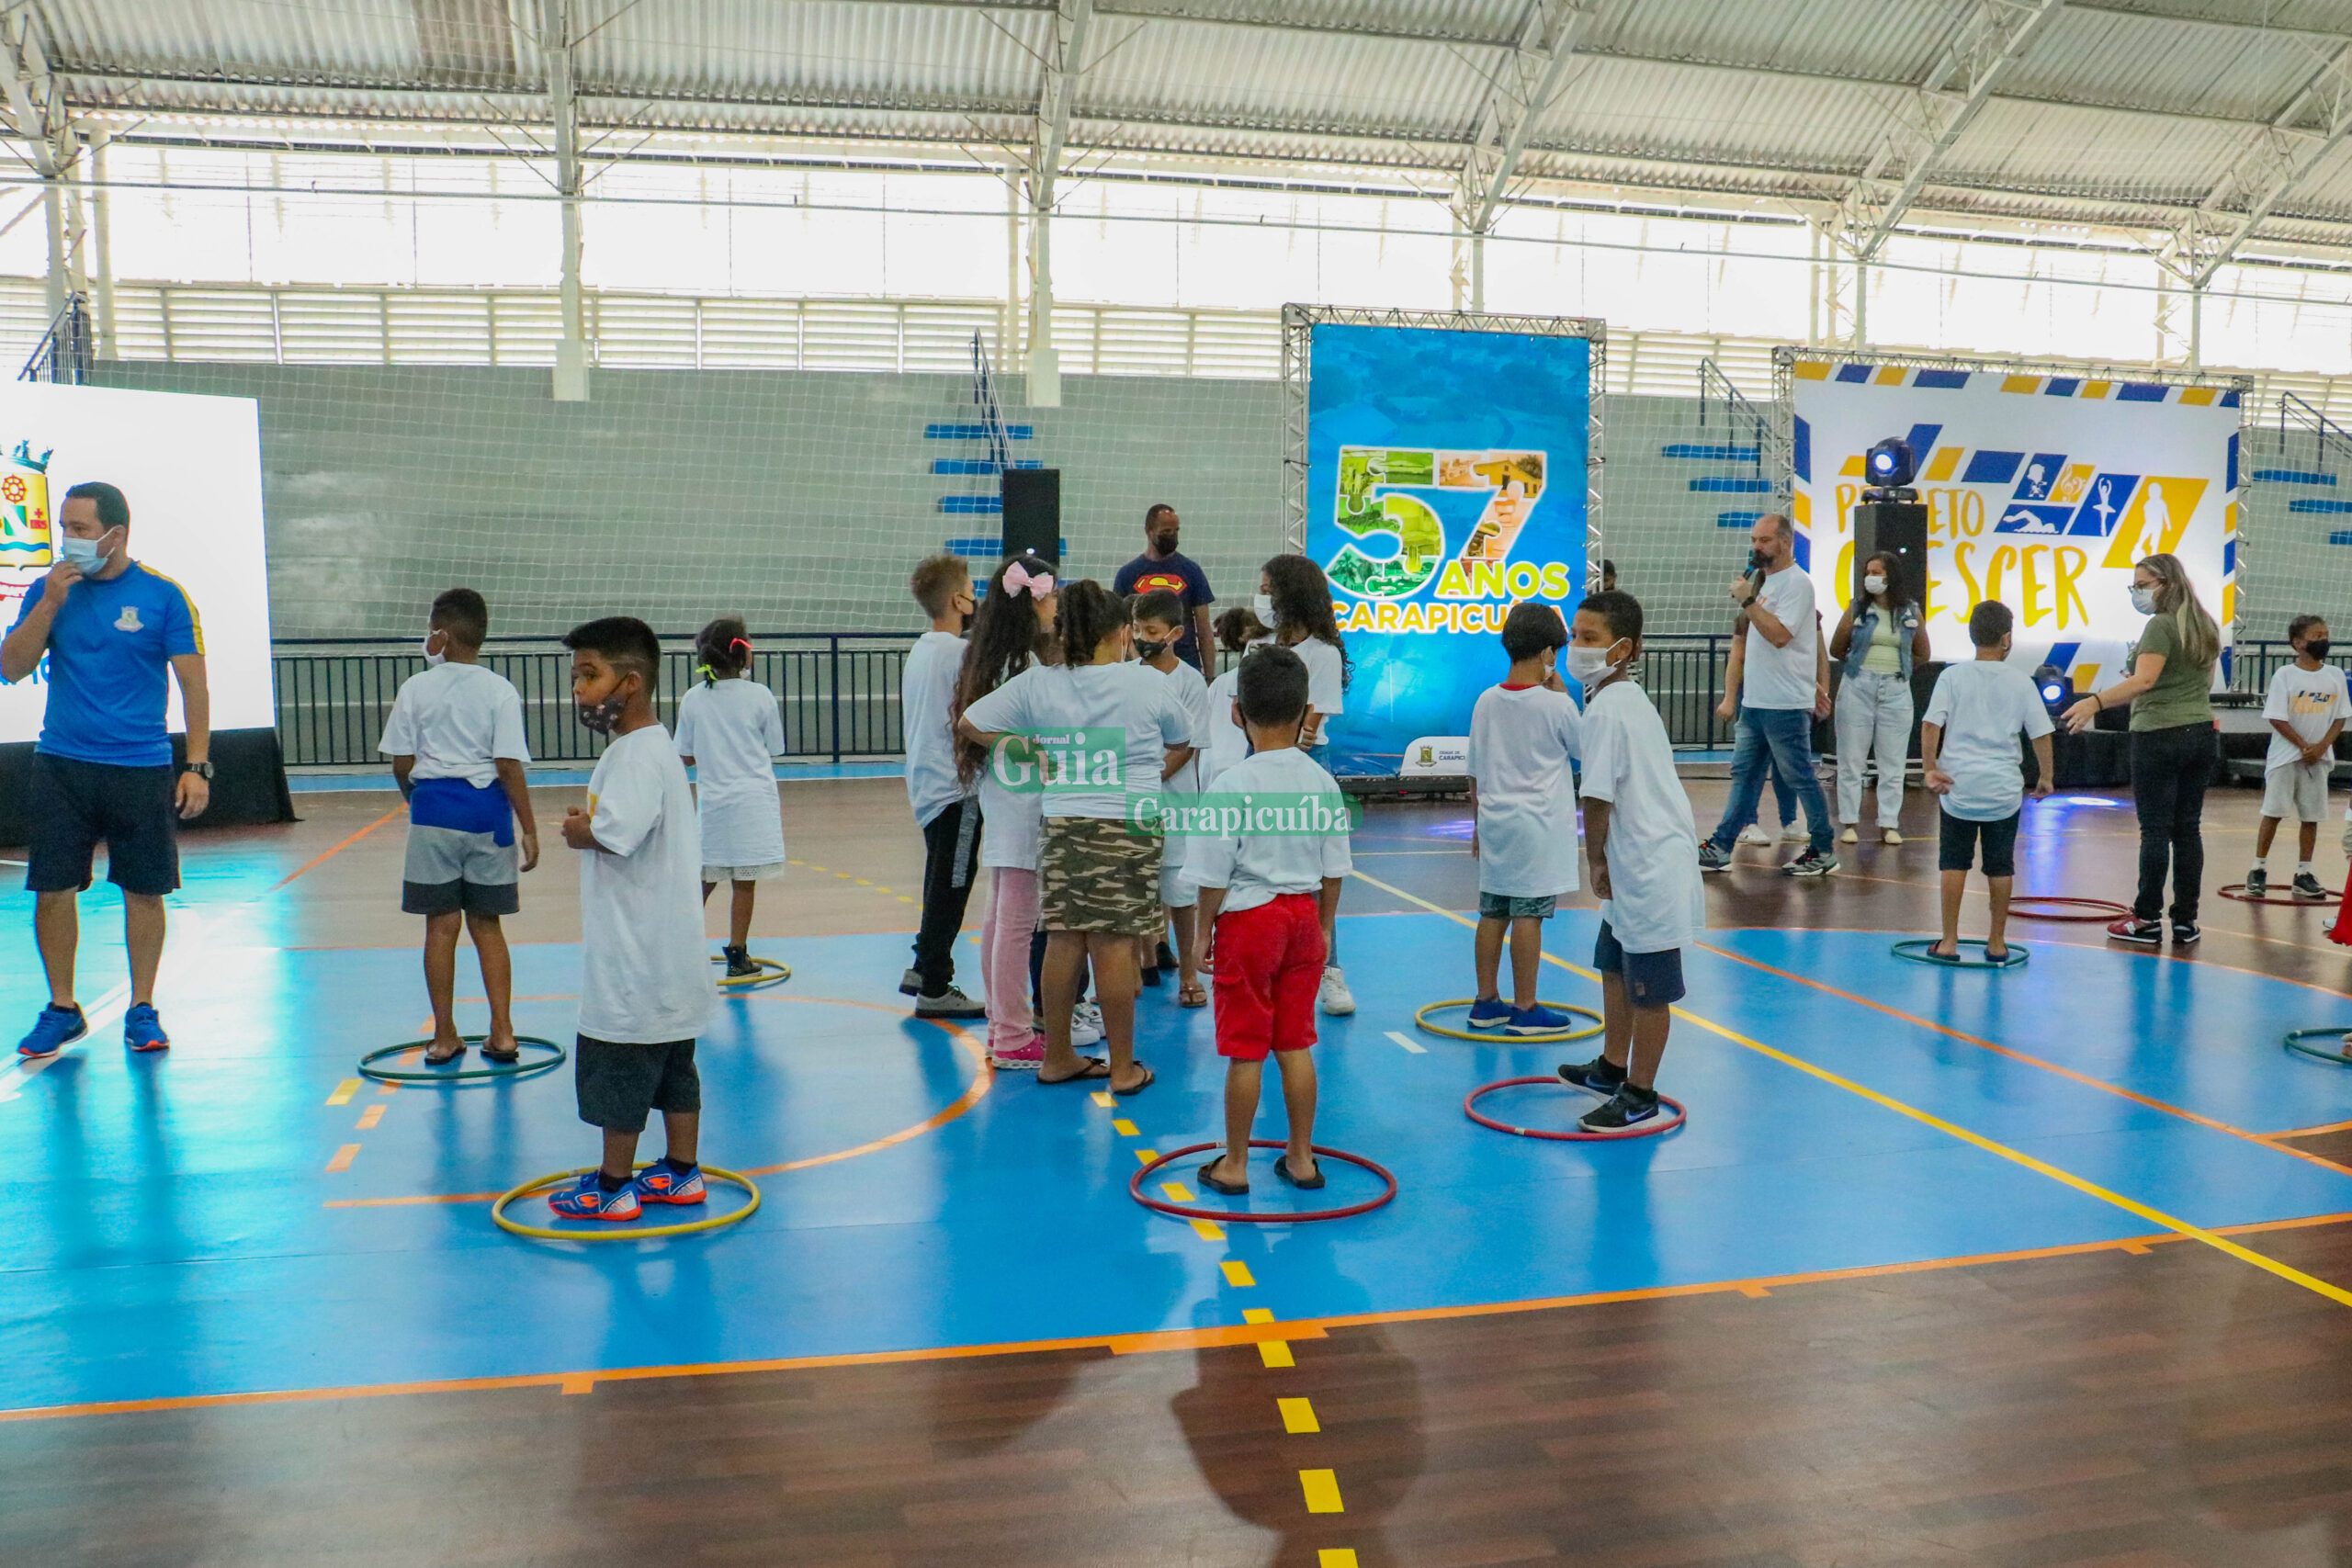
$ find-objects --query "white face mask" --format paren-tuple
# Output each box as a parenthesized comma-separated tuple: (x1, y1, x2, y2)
(1862, 574, 1887, 597)
(421, 630, 446, 669)
(1565, 639, 1626, 685)
(1252, 591, 1277, 626)
(2129, 584, 2157, 615)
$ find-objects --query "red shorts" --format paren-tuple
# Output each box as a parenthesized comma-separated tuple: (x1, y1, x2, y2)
(1212, 893, 1328, 1062)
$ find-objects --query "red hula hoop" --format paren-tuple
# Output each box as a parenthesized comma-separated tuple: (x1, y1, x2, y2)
(1464, 1077, 1687, 1142)
(1128, 1139, 1398, 1223)
(2007, 895, 2132, 923)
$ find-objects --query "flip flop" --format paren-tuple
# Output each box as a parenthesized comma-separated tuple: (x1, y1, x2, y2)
(1112, 1063, 1157, 1097)
(1926, 945, 1962, 964)
(1178, 983, 1208, 1009)
(480, 1043, 522, 1065)
(424, 1041, 466, 1066)
(1038, 1056, 1111, 1086)
(1276, 1156, 1326, 1191)
(1197, 1160, 1249, 1196)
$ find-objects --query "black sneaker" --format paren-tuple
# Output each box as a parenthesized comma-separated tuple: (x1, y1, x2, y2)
(1156, 942, 1178, 971)
(1783, 850, 1838, 878)
(1558, 1055, 1626, 1094)
(1698, 841, 1732, 874)
(723, 945, 758, 979)
(2295, 872, 2330, 900)
(1140, 964, 1164, 988)
(2172, 921, 2201, 946)
(1579, 1084, 1662, 1133)
(2245, 868, 2268, 897)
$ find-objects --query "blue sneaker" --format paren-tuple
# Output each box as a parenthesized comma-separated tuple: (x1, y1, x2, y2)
(634, 1160, 707, 1207)
(1506, 1003, 1571, 1036)
(17, 1003, 88, 1058)
(547, 1173, 641, 1222)
(123, 1003, 170, 1054)
(1465, 998, 1513, 1032)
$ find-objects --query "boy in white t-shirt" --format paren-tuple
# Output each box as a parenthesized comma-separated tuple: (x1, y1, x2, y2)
(1133, 590, 1210, 1005)
(379, 588, 538, 1068)
(1919, 601, 2055, 964)
(1556, 591, 1705, 1132)
(900, 555, 986, 1019)
(1466, 603, 1582, 1036)
(1184, 647, 1352, 1195)
(548, 616, 715, 1223)
(2251, 615, 2348, 899)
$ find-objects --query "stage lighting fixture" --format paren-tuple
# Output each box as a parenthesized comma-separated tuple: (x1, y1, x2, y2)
(1863, 435, 1917, 502)
(2033, 662, 2072, 713)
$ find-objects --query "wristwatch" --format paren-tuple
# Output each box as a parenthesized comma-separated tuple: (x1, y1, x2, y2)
(180, 761, 214, 780)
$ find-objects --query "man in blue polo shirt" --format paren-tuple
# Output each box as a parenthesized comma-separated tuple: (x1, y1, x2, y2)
(1, 479, 210, 1057)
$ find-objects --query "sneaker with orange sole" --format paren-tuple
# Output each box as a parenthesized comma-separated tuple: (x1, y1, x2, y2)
(548, 1173, 642, 1221)
(633, 1160, 707, 1205)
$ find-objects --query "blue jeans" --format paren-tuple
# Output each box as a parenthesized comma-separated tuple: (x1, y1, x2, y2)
(1709, 706, 1832, 855)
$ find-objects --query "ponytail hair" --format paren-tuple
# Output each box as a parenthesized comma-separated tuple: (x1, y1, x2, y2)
(1057, 579, 1129, 669)
(694, 615, 752, 686)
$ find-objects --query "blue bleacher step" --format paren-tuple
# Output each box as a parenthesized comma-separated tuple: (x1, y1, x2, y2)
(1662, 443, 1761, 462)
(926, 423, 1035, 441)
(1716, 510, 1763, 528)
(939, 495, 1002, 514)
(933, 457, 1044, 476)
(944, 536, 1002, 556)
(1690, 477, 1771, 493)
(2255, 468, 2336, 486)
(2289, 498, 2352, 514)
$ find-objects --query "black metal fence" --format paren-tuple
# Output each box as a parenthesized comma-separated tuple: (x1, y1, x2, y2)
(265, 629, 1876, 768)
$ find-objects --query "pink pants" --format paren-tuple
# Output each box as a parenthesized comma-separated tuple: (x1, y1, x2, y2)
(981, 866, 1039, 1056)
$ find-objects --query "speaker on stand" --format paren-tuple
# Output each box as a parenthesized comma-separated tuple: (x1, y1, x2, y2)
(1001, 468, 1062, 565)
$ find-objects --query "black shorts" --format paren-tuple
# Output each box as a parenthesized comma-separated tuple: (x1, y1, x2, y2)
(1593, 920, 1686, 1008)
(574, 1035, 701, 1134)
(1939, 808, 2019, 878)
(25, 752, 180, 897)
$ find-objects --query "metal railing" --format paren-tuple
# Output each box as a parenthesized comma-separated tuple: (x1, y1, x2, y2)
(271, 630, 1744, 769)
(21, 292, 92, 385)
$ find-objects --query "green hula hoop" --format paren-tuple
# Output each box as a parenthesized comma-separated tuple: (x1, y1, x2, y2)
(357, 1034, 568, 1084)
(1414, 998, 1604, 1044)
(1890, 938, 2029, 971)
(2283, 1028, 2352, 1067)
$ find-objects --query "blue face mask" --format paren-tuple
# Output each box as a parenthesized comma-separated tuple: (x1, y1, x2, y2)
(59, 534, 103, 570)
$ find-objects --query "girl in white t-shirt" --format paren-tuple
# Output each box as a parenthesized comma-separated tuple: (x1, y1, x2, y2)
(673, 616, 786, 979)
(951, 553, 1060, 1071)
(1257, 553, 1355, 1016)
(958, 579, 1190, 1096)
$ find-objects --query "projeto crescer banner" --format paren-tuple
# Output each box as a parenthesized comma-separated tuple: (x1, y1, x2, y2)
(1791, 360, 2242, 691)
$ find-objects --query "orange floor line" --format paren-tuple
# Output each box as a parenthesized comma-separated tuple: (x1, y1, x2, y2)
(270, 806, 405, 892)
(1698, 942, 2352, 1178)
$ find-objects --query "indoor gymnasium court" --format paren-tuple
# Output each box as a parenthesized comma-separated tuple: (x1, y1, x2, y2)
(12, 4, 2352, 1567)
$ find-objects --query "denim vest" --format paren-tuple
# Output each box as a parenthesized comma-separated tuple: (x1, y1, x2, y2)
(1841, 604, 1919, 680)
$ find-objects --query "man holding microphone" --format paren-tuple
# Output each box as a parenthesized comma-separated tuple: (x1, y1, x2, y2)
(2, 480, 210, 1057)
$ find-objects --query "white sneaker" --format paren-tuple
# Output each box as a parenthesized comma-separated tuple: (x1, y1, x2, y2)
(1737, 825, 1772, 847)
(1318, 964, 1356, 1017)
(1839, 826, 1859, 844)
(1882, 829, 1905, 845)
(1069, 1001, 1105, 1047)
(1781, 824, 1808, 843)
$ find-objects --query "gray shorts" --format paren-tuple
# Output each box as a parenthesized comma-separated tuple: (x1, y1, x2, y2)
(401, 824, 520, 917)
(574, 1035, 701, 1134)
(2263, 760, 2330, 823)
(1478, 891, 1556, 920)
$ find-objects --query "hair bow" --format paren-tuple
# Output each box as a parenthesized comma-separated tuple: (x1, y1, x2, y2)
(1003, 561, 1056, 597)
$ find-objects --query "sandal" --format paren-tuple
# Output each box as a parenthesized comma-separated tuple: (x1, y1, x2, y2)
(1178, 983, 1208, 1009)
(1276, 1156, 1326, 1191)
(1112, 1063, 1157, 1097)
(481, 1040, 522, 1065)
(1038, 1056, 1111, 1086)
(423, 1039, 466, 1066)
(1198, 1159, 1249, 1196)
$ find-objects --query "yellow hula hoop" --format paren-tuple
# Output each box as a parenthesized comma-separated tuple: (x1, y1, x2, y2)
(712, 955, 792, 989)
(491, 1164, 762, 1242)
(1413, 998, 1604, 1044)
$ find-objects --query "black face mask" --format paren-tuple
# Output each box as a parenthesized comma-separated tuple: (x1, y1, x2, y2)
(2308, 638, 2334, 661)
(1135, 637, 1170, 660)
(577, 690, 628, 735)
(1152, 531, 1179, 554)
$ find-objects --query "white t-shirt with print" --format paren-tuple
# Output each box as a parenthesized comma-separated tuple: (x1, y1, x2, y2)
(1923, 660, 2056, 823)
(378, 661, 529, 788)
(2263, 661, 2351, 773)
(1292, 637, 1346, 746)
(1578, 680, 1705, 955)
(1181, 746, 1354, 915)
(673, 676, 786, 868)
(959, 661, 1191, 820)
(578, 725, 714, 1044)
(1468, 682, 1582, 898)
(1741, 566, 1819, 712)
(901, 630, 968, 829)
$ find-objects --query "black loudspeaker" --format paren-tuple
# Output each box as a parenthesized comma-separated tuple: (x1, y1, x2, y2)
(1852, 500, 1929, 612)
(1001, 468, 1062, 563)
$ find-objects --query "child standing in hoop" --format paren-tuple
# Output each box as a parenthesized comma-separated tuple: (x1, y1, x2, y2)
(674, 615, 787, 978)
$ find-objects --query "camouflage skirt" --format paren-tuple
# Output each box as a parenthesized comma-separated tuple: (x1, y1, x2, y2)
(1039, 815, 1165, 936)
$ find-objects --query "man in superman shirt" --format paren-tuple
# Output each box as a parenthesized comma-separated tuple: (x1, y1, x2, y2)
(1112, 502, 1216, 672)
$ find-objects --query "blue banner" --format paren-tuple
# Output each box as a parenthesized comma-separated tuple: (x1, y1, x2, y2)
(1304, 323, 1592, 776)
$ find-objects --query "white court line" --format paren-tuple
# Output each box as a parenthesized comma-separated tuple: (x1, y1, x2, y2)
(0, 980, 134, 1103)
(1383, 1030, 1429, 1055)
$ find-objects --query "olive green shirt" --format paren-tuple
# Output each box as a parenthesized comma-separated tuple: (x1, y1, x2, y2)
(2127, 612, 2216, 732)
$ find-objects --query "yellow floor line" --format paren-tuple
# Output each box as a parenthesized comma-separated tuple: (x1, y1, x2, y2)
(1223, 1260, 1256, 1287)
(1279, 1396, 1320, 1434)
(1299, 1469, 1344, 1514)
(1257, 1340, 1294, 1368)
(1347, 867, 2352, 1314)
(324, 1079, 360, 1107)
